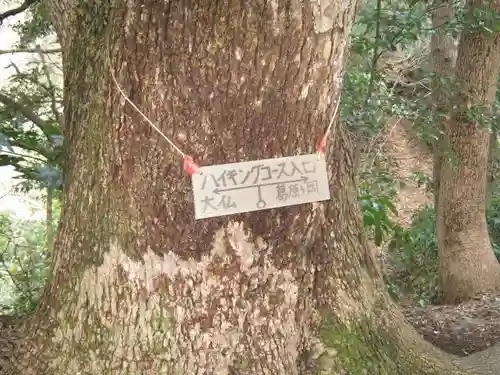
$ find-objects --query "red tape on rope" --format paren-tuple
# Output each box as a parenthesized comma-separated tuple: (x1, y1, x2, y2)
(183, 155, 199, 176)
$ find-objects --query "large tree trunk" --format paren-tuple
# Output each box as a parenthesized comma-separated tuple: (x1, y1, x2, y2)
(437, 0, 500, 304)
(0, 1, 484, 374)
(431, 0, 457, 209)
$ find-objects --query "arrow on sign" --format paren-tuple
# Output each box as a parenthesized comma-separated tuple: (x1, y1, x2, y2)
(213, 175, 309, 194)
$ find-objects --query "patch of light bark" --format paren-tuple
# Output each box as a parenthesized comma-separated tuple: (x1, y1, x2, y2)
(51, 222, 311, 374)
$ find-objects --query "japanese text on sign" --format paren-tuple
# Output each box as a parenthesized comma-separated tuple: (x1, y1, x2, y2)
(191, 153, 330, 219)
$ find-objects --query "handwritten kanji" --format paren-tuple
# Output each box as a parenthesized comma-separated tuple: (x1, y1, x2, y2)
(289, 183, 305, 198)
(276, 184, 288, 201)
(276, 161, 303, 179)
(201, 196, 217, 213)
(306, 180, 319, 194)
(218, 195, 237, 210)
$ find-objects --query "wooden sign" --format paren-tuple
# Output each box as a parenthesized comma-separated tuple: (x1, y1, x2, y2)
(192, 153, 330, 219)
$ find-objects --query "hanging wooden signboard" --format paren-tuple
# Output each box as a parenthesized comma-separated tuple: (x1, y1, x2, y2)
(192, 153, 331, 219)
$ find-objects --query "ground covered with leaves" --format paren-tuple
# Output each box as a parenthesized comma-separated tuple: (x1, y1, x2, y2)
(405, 293, 500, 356)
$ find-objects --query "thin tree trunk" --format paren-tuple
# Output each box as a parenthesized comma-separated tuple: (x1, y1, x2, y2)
(437, 0, 500, 304)
(0, 1, 484, 374)
(431, 0, 457, 209)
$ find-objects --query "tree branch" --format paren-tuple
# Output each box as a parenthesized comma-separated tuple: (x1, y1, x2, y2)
(0, 150, 46, 163)
(0, 92, 53, 138)
(0, 0, 40, 25)
(0, 48, 61, 56)
(6, 61, 51, 94)
(36, 46, 62, 127)
(4, 60, 62, 131)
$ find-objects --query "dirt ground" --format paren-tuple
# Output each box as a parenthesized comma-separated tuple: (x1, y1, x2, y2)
(405, 294, 500, 356)
(383, 119, 500, 356)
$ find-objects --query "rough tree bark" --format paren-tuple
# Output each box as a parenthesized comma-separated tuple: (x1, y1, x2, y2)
(430, 0, 457, 209)
(488, 129, 498, 191)
(437, 0, 500, 304)
(0, 0, 491, 374)
(46, 187, 54, 253)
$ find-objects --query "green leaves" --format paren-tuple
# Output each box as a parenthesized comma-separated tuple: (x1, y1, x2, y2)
(0, 42, 63, 192)
(351, 0, 430, 57)
(11, 1, 54, 47)
(0, 154, 22, 167)
(0, 211, 54, 317)
(465, 6, 500, 34)
(387, 198, 500, 306)
(358, 188, 399, 246)
(386, 205, 440, 305)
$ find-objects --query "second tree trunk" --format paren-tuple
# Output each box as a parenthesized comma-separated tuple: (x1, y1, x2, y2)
(437, 0, 500, 304)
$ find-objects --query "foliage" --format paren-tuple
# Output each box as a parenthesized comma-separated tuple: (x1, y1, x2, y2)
(387, 205, 440, 306)
(0, 210, 54, 317)
(0, 58, 64, 192)
(386, 193, 500, 306)
(357, 162, 403, 247)
(359, 189, 398, 246)
(350, 0, 431, 57)
(347, 0, 500, 306)
(11, 1, 54, 48)
(344, 0, 430, 257)
(340, 0, 434, 138)
(345, 0, 500, 308)
(0, 0, 63, 194)
(342, 0, 428, 286)
(0, 3, 62, 316)
(486, 187, 500, 259)
(341, 70, 396, 138)
(341, 0, 429, 139)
